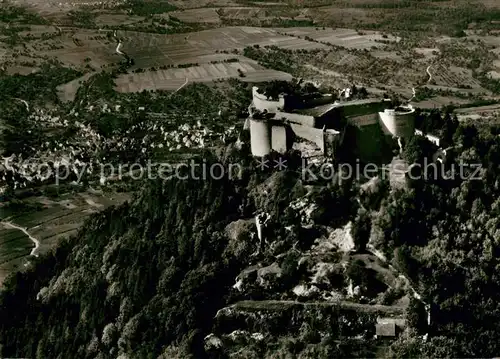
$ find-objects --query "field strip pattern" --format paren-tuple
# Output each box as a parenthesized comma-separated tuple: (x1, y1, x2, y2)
(115, 62, 292, 92)
(0, 227, 32, 264)
(121, 26, 327, 68)
(170, 8, 222, 23)
(273, 27, 400, 49)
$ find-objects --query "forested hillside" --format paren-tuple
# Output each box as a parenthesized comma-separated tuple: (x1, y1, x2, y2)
(1, 112, 500, 358)
(0, 158, 248, 358)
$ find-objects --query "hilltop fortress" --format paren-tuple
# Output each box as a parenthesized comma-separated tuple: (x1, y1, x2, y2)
(244, 86, 416, 163)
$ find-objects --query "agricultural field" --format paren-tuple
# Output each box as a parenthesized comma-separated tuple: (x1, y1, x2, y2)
(120, 26, 327, 69)
(114, 60, 291, 92)
(168, 8, 222, 24)
(0, 26, 121, 71)
(218, 6, 311, 22)
(0, 225, 32, 285)
(455, 103, 500, 121)
(94, 13, 146, 27)
(410, 96, 472, 110)
(168, 0, 239, 9)
(31, 21, 500, 109)
(32, 29, 120, 69)
(0, 189, 130, 285)
(274, 27, 400, 50)
(3, 1, 500, 105)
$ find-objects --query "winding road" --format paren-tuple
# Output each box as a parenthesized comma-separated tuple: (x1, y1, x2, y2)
(113, 30, 126, 57)
(3, 221, 40, 257)
(12, 98, 29, 112)
(116, 41, 124, 56)
(426, 65, 433, 83)
(408, 64, 433, 102)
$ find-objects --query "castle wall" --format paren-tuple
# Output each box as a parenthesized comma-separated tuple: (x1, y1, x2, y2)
(319, 100, 390, 130)
(347, 113, 379, 127)
(247, 91, 410, 160)
(271, 126, 288, 154)
(302, 94, 336, 108)
(415, 129, 441, 147)
(356, 124, 386, 163)
(243, 118, 250, 131)
(275, 111, 316, 127)
(290, 123, 325, 152)
(252, 86, 285, 113)
(341, 101, 390, 118)
(250, 119, 272, 157)
(342, 123, 394, 164)
(378, 108, 415, 139)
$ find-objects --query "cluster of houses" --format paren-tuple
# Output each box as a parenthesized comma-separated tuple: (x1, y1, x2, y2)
(0, 105, 237, 193)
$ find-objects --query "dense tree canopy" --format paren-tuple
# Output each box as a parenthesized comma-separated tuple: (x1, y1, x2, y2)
(0, 162, 245, 358)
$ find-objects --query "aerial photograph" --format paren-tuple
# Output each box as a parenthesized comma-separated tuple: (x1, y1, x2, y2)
(1, 0, 500, 358)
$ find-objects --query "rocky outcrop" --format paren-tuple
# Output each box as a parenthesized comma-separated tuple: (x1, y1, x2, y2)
(292, 283, 320, 299)
(233, 262, 283, 293)
(213, 300, 405, 341)
(204, 333, 223, 352)
(224, 219, 257, 261)
(312, 223, 355, 253)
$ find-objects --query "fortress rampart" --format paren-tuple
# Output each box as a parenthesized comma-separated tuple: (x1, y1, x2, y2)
(290, 124, 325, 152)
(247, 86, 415, 159)
(378, 106, 416, 139)
(252, 86, 285, 113)
(275, 111, 316, 127)
(249, 118, 272, 157)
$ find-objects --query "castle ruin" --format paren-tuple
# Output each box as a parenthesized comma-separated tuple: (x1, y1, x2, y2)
(245, 86, 416, 163)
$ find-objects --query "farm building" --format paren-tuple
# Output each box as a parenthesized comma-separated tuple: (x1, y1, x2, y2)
(245, 86, 416, 163)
